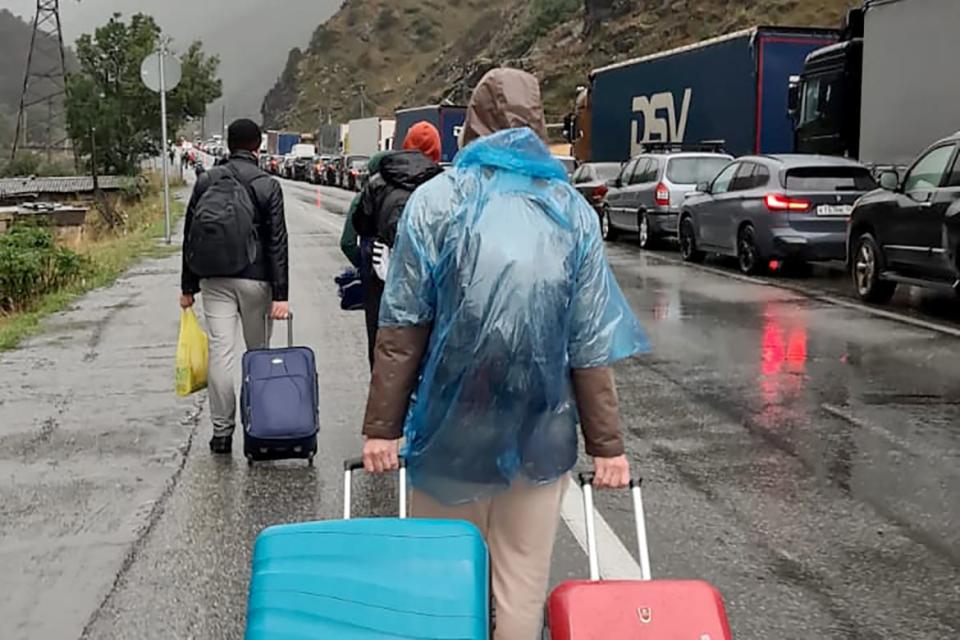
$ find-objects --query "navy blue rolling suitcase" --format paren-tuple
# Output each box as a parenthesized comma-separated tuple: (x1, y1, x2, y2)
(241, 312, 319, 464)
(245, 459, 490, 639)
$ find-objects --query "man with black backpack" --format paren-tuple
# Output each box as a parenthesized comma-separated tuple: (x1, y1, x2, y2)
(352, 122, 443, 367)
(180, 118, 290, 455)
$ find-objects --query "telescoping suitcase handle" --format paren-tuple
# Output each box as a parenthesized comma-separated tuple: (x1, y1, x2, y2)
(263, 309, 294, 348)
(342, 457, 407, 521)
(578, 472, 652, 582)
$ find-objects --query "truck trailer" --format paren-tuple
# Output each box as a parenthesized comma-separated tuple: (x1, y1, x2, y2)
(267, 131, 300, 156)
(346, 117, 394, 156)
(393, 105, 467, 163)
(791, 0, 960, 168)
(589, 27, 837, 162)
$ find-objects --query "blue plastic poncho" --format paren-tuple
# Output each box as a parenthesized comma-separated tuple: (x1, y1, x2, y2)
(380, 128, 649, 505)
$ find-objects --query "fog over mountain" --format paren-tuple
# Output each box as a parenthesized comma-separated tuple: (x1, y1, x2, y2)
(0, 0, 339, 124)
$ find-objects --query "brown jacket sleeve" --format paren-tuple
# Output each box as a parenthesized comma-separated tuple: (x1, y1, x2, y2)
(361, 326, 431, 439)
(572, 366, 625, 458)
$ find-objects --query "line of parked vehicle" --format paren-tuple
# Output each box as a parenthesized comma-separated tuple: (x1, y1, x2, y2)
(578, 132, 960, 307)
(261, 152, 372, 191)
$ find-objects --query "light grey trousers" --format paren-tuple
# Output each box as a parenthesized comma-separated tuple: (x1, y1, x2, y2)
(200, 278, 272, 437)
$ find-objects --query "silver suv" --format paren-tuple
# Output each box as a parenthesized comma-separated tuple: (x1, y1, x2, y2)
(601, 146, 732, 248)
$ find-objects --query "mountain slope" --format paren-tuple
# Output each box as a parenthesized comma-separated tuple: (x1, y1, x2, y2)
(262, 0, 859, 130)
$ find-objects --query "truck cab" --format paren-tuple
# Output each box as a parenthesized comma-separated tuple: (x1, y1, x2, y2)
(789, 39, 862, 159)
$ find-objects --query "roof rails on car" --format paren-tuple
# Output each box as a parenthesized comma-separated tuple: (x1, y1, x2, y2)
(638, 140, 727, 154)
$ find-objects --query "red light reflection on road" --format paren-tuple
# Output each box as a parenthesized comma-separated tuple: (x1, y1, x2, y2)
(759, 304, 809, 418)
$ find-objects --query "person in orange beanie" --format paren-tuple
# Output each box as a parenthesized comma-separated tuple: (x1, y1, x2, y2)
(402, 121, 442, 163)
(352, 120, 444, 367)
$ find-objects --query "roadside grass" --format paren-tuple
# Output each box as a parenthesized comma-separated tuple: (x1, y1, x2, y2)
(0, 175, 186, 350)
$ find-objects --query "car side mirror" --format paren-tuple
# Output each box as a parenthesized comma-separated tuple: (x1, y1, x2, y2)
(787, 76, 801, 118)
(696, 181, 711, 194)
(879, 170, 899, 191)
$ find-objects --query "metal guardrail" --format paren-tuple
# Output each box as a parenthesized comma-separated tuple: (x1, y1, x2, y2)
(0, 176, 135, 198)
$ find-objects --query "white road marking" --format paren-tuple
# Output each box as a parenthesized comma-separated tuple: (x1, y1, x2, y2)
(561, 477, 644, 580)
(640, 251, 960, 339)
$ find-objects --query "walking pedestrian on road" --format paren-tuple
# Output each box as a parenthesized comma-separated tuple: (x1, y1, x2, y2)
(359, 69, 648, 639)
(340, 152, 392, 270)
(352, 122, 443, 368)
(180, 118, 290, 455)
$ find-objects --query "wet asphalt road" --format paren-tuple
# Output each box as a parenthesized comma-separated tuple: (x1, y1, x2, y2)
(3, 176, 959, 639)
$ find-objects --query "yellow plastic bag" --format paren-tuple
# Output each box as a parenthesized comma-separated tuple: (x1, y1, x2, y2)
(175, 308, 208, 396)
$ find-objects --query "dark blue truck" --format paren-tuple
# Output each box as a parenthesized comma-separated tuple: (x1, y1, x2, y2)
(393, 105, 467, 163)
(590, 27, 837, 162)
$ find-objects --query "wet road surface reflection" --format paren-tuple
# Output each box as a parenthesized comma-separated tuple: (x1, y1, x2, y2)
(605, 244, 960, 638)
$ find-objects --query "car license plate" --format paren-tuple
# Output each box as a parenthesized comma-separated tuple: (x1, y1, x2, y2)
(816, 204, 852, 217)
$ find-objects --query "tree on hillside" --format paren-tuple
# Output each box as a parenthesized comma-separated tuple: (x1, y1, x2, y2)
(65, 13, 222, 175)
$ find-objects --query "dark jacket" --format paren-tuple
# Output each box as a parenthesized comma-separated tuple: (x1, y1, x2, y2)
(181, 151, 289, 300)
(340, 197, 362, 269)
(353, 151, 443, 248)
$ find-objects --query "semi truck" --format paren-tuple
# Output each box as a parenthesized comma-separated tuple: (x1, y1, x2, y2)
(790, 0, 960, 169)
(587, 27, 837, 162)
(393, 105, 467, 163)
(345, 117, 394, 156)
(266, 131, 301, 156)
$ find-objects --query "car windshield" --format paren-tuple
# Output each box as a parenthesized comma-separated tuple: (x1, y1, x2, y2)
(350, 159, 368, 169)
(666, 157, 731, 184)
(785, 167, 877, 191)
(593, 163, 621, 181)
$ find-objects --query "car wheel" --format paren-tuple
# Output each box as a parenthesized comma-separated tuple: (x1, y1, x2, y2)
(737, 225, 764, 275)
(638, 211, 657, 249)
(853, 233, 897, 303)
(601, 206, 619, 241)
(679, 217, 705, 263)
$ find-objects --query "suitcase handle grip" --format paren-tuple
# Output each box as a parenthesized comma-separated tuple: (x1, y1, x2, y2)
(579, 471, 652, 582)
(578, 472, 641, 490)
(264, 309, 294, 348)
(343, 457, 407, 472)
(342, 456, 407, 521)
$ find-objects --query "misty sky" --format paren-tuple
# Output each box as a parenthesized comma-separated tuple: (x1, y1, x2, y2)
(1, 0, 340, 122)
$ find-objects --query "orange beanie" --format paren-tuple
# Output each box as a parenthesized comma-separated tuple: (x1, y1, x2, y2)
(403, 121, 442, 163)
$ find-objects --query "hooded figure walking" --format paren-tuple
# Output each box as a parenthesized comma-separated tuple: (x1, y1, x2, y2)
(359, 69, 648, 639)
(353, 122, 444, 368)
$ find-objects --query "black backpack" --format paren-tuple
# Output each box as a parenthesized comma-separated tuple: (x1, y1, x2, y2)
(186, 164, 259, 278)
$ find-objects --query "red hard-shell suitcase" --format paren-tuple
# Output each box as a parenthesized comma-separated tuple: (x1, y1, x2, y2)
(546, 474, 733, 640)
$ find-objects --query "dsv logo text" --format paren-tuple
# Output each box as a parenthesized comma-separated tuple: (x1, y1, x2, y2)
(630, 88, 692, 156)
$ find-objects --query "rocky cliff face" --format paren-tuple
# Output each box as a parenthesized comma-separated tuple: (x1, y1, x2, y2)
(262, 0, 858, 131)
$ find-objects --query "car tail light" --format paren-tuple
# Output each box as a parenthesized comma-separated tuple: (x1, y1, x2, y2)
(591, 184, 608, 202)
(350, 170, 358, 177)
(765, 193, 811, 212)
(655, 182, 670, 207)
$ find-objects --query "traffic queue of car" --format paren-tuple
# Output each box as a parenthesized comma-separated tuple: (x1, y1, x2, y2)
(577, 132, 960, 308)
(259, 152, 371, 191)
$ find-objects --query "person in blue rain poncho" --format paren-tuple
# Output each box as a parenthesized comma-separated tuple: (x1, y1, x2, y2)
(358, 68, 649, 640)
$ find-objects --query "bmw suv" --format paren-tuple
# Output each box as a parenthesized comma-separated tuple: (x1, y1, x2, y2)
(847, 132, 960, 303)
(601, 145, 732, 248)
(680, 155, 876, 274)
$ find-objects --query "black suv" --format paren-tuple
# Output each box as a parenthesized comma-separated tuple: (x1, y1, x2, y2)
(847, 132, 960, 303)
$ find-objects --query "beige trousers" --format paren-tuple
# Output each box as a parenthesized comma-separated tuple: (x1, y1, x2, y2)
(200, 278, 272, 437)
(412, 475, 569, 640)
